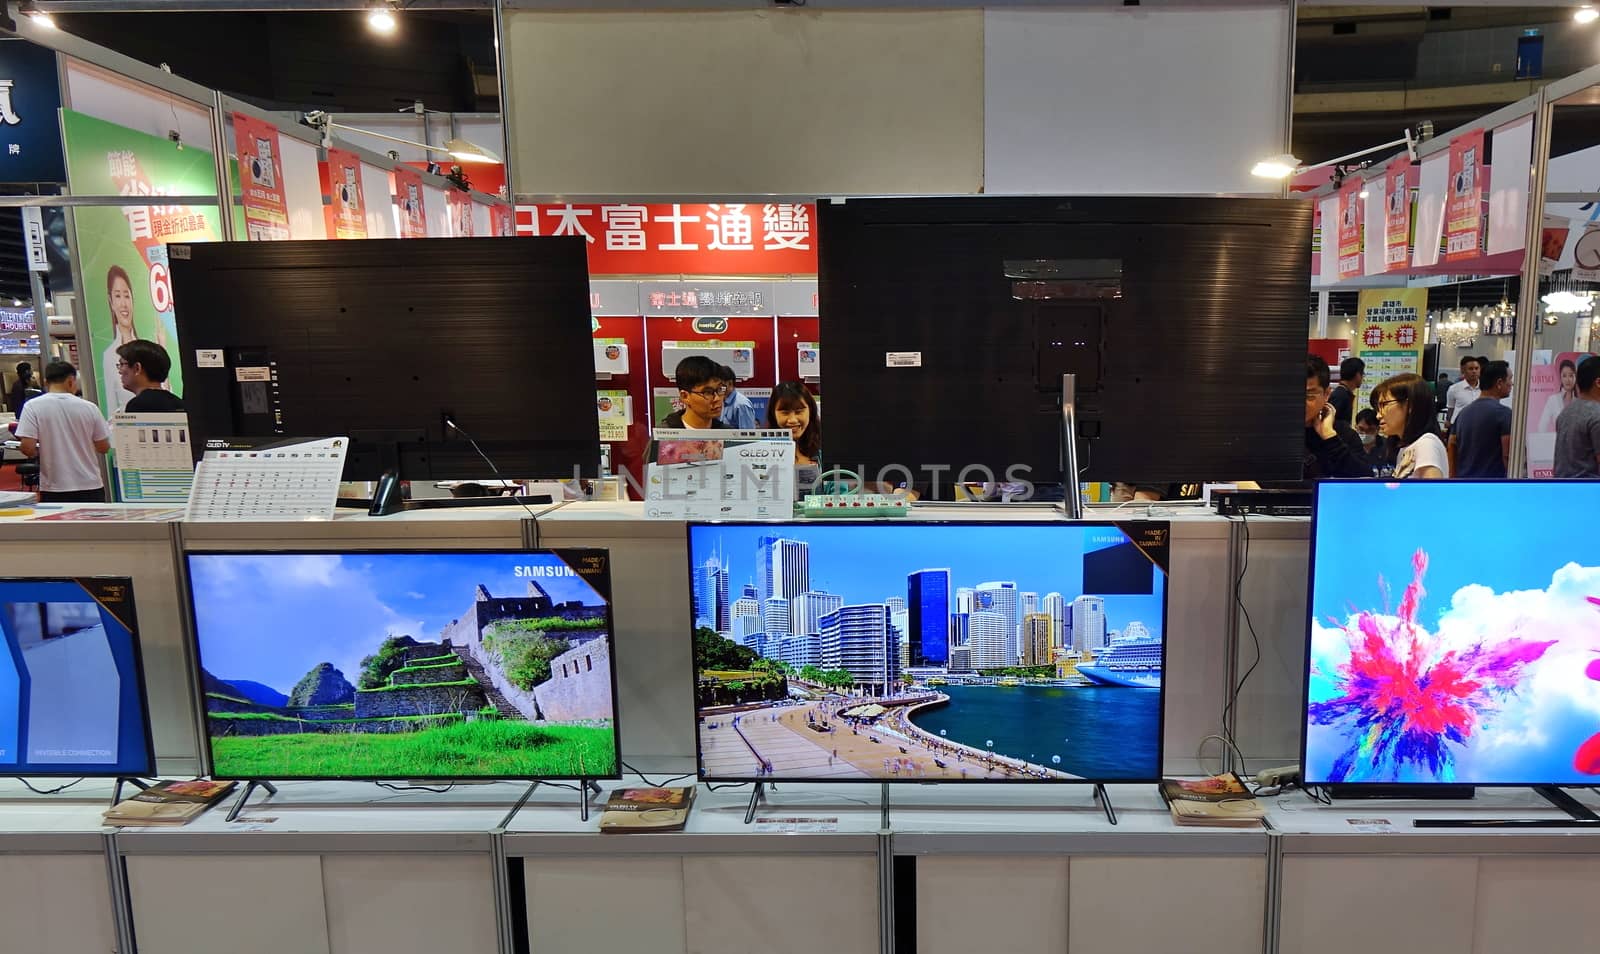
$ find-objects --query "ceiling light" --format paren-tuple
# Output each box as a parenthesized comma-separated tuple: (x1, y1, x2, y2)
(444, 137, 501, 164)
(1576, 6, 1598, 24)
(21, 3, 56, 29)
(367, 1, 397, 34)
(1251, 155, 1301, 179)
(1542, 290, 1595, 314)
(1358, 189, 1370, 199)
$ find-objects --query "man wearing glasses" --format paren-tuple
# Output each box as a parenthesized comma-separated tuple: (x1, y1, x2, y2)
(115, 339, 184, 412)
(660, 356, 731, 430)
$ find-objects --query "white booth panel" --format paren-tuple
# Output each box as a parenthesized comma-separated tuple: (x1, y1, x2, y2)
(503, 10, 983, 195)
(323, 854, 497, 954)
(472, 201, 492, 237)
(1279, 855, 1477, 954)
(524, 856, 687, 954)
(361, 163, 397, 239)
(1069, 856, 1265, 953)
(682, 854, 878, 954)
(983, 6, 1289, 195)
(915, 855, 1067, 954)
(0, 853, 117, 953)
(1473, 855, 1600, 952)
(280, 134, 329, 241)
(424, 184, 450, 238)
(64, 58, 215, 159)
(126, 854, 330, 954)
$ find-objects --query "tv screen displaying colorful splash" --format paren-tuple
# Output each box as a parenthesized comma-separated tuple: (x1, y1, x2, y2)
(1303, 481, 1600, 786)
(0, 578, 154, 777)
(186, 550, 621, 780)
(687, 521, 1170, 782)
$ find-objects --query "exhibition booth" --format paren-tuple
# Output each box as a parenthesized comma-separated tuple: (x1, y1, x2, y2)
(2, 8, 1600, 954)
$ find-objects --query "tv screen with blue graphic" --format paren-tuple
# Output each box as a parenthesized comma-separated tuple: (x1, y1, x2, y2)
(0, 578, 153, 777)
(687, 521, 1170, 782)
(1304, 481, 1600, 786)
(186, 550, 621, 780)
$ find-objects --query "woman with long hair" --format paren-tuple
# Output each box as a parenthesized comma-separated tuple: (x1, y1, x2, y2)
(102, 265, 139, 410)
(766, 381, 820, 489)
(1374, 372, 1449, 478)
(1537, 359, 1580, 433)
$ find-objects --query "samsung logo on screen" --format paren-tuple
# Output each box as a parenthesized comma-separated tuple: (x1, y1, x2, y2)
(515, 565, 577, 578)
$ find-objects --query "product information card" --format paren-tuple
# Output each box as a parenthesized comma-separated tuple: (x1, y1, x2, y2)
(645, 429, 794, 519)
(185, 436, 348, 522)
(111, 412, 195, 503)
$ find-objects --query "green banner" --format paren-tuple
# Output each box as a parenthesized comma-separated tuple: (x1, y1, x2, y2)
(62, 109, 221, 416)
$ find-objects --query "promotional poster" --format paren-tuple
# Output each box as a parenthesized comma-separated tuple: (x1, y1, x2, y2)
(62, 109, 220, 416)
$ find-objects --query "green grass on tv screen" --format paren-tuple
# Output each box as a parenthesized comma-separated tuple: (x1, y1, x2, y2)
(209, 720, 616, 778)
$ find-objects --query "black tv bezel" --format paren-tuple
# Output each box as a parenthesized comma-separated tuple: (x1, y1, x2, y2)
(685, 519, 1171, 785)
(183, 548, 624, 782)
(0, 576, 157, 779)
(1299, 478, 1600, 789)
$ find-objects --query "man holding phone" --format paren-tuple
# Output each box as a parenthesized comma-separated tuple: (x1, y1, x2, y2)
(1299, 355, 1374, 483)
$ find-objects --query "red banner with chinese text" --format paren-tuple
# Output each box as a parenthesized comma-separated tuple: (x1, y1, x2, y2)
(447, 190, 473, 237)
(393, 167, 428, 238)
(321, 148, 367, 239)
(1383, 160, 1411, 272)
(1445, 130, 1485, 261)
(1337, 179, 1362, 279)
(232, 112, 289, 241)
(516, 202, 817, 275)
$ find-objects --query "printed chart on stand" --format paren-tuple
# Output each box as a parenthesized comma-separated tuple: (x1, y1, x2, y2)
(185, 436, 348, 522)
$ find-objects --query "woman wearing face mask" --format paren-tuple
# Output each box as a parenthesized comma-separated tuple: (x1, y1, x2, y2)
(766, 381, 821, 491)
(1537, 359, 1579, 434)
(1374, 372, 1449, 478)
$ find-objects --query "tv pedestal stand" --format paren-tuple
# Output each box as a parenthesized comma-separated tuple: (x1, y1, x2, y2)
(1414, 785, 1600, 829)
(742, 782, 1116, 826)
(1057, 373, 1086, 520)
(226, 779, 279, 822)
(109, 777, 153, 807)
(1093, 783, 1118, 825)
(501, 779, 604, 827)
(744, 781, 773, 824)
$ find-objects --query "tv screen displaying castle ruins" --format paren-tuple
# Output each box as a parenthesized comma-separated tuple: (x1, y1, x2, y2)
(186, 550, 619, 779)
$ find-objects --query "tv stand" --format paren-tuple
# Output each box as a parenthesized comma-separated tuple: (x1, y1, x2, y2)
(110, 776, 153, 808)
(1326, 783, 1476, 800)
(1413, 786, 1600, 828)
(225, 779, 278, 822)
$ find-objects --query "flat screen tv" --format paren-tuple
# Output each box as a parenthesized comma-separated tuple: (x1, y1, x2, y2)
(186, 550, 621, 780)
(169, 237, 601, 481)
(688, 521, 1169, 782)
(818, 196, 1312, 488)
(0, 578, 154, 777)
(1303, 481, 1600, 787)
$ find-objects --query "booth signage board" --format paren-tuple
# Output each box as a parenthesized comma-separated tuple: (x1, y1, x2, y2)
(111, 411, 194, 503)
(392, 166, 428, 238)
(590, 280, 641, 316)
(516, 202, 817, 275)
(185, 436, 348, 522)
(644, 428, 795, 520)
(231, 112, 290, 241)
(772, 280, 820, 316)
(62, 109, 221, 419)
(641, 282, 774, 316)
(0, 38, 66, 184)
(1525, 350, 1600, 477)
(1383, 162, 1411, 271)
(322, 148, 368, 239)
(1336, 179, 1362, 278)
(0, 305, 33, 333)
(1445, 129, 1485, 261)
(1353, 288, 1427, 411)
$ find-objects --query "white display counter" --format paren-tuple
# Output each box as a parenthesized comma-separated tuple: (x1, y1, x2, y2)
(0, 780, 120, 954)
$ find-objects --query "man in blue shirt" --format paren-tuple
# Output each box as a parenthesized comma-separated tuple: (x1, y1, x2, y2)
(716, 362, 760, 430)
(1449, 359, 1513, 477)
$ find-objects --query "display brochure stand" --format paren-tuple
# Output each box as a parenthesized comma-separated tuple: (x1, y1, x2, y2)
(109, 777, 153, 808)
(500, 779, 604, 826)
(1414, 786, 1600, 828)
(1059, 373, 1085, 520)
(224, 779, 279, 822)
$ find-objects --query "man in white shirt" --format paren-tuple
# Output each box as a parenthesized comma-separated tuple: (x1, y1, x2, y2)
(1444, 355, 1483, 430)
(15, 361, 111, 503)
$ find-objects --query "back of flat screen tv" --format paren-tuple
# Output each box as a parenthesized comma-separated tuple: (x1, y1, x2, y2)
(169, 237, 600, 481)
(818, 197, 1313, 487)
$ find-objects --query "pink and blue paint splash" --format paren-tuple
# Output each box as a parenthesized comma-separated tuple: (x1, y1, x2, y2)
(1308, 550, 1558, 783)
(1578, 596, 1600, 776)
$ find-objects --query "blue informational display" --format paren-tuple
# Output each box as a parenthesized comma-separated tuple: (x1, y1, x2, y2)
(0, 578, 154, 776)
(1304, 481, 1600, 786)
(688, 521, 1170, 783)
(0, 38, 67, 184)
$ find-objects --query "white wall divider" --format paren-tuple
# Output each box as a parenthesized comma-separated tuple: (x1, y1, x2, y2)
(983, 4, 1291, 194)
(424, 183, 451, 238)
(279, 134, 329, 241)
(1412, 152, 1449, 269)
(1364, 174, 1388, 276)
(471, 199, 492, 237)
(1318, 196, 1341, 282)
(360, 161, 398, 239)
(1488, 117, 1535, 256)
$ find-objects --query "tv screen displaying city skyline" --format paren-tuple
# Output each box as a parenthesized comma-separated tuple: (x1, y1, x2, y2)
(1304, 482, 1600, 787)
(687, 521, 1170, 782)
(188, 550, 621, 780)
